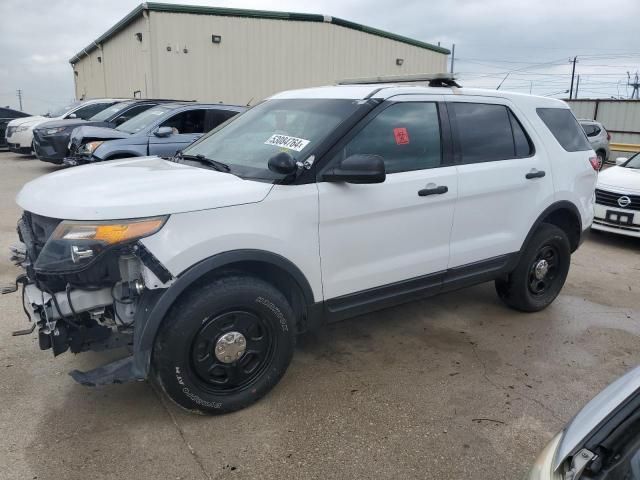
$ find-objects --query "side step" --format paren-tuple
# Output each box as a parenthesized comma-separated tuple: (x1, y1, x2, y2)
(69, 355, 140, 386)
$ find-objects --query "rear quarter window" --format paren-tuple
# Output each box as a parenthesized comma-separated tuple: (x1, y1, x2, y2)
(537, 108, 591, 152)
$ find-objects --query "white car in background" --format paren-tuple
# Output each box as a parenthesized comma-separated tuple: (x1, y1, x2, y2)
(5, 99, 125, 155)
(593, 153, 640, 238)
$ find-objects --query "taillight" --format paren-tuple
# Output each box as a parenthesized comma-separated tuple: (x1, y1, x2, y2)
(589, 156, 600, 171)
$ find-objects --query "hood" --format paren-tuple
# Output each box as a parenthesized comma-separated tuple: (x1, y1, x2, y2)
(7, 115, 45, 127)
(16, 156, 273, 220)
(597, 166, 640, 194)
(17, 117, 53, 130)
(34, 118, 89, 131)
(69, 125, 130, 145)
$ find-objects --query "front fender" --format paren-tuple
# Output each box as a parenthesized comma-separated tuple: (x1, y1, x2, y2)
(131, 249, 316, 379)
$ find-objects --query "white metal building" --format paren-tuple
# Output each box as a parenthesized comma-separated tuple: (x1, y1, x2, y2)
(69, 2, 450, 105)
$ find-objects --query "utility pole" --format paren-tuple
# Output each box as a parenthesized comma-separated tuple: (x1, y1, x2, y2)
(16, 89, 23, 111)
(450, 43, 455, 74)
(628, 72, 640, 99)
(575, 75, 580, 99)
(569, 56, 577, 100)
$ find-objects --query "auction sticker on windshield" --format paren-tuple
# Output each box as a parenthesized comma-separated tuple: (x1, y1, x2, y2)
(264, 134, 310, 152)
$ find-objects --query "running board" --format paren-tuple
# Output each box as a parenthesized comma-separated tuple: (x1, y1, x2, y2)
(69, 355, 140, 386)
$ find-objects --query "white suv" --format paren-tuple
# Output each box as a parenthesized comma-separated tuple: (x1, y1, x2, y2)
(5, 77, 598, 414)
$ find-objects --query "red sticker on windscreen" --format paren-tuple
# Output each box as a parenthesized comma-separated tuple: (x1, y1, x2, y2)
(393, 127, 410, 145)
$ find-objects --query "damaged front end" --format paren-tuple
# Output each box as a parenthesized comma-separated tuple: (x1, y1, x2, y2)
(4, 212, 171, 385)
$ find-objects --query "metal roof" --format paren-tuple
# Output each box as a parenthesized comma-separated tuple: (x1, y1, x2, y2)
(69, 2, 450, 64)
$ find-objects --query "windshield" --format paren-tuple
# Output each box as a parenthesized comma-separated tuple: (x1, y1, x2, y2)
(89, 102, 132, 122)
(117, 106, 171, 134)
(49, 101, 81, 117)
(183, 99, 363, 181)
(624, 152, 640, 169)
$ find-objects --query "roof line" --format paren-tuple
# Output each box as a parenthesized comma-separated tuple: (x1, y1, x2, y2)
(69, 2, 449, 63)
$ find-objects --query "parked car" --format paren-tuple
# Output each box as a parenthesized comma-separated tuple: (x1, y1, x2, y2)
(32, 99, 182, 164)
(5, 77, 597, 415)
(64, 102, 245, 165)
(527, 364, 640, 480)
(592, 152, 640, 238)
(5, 99, 125, 155)
(579, 119, 610, 167)
(0, 107, 30, 149)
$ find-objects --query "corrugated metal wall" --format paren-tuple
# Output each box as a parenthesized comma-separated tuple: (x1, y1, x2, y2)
(73, 11, 447, 105)
(73, 15, 151, 99)
(566, 99, 640, 145)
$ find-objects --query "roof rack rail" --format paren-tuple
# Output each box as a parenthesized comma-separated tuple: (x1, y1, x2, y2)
(338, 73, 461, 88)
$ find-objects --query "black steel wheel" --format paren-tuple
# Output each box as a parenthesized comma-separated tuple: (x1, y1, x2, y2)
(496, 223, 571, 312)
(152, 274, 295, 414)
(190, 310, 275, 394)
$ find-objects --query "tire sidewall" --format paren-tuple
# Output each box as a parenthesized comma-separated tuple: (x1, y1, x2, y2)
(152, 277, 295, 414)
(518, 225, 571, 310)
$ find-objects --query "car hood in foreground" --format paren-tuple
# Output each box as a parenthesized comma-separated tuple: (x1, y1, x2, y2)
(597, 166, 640, 194)
(16, 156, 273, 220)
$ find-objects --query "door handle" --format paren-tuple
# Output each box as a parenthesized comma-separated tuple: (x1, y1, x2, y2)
(526, 170, 546, 179)
(418, 185, 448, 196)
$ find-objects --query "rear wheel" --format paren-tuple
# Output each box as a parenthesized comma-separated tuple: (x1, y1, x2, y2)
(152, 275, 296, 414)
(596, 150, 607, 170)
(495, 223, 571, 312)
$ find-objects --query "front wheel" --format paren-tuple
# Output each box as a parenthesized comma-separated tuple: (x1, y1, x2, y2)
(495, 223, 571, 312)
(152, 275, 296, 414)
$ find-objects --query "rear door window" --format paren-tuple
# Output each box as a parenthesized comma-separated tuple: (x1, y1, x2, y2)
(205, 109, 240, 132)
(537, 108, 591, 151)
(450, 102, 533, 163)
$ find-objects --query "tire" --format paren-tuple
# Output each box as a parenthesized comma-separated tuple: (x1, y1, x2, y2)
(596, 150, 606, 170)
(495, 223, 571, 312)
(152, 274, 296, 415)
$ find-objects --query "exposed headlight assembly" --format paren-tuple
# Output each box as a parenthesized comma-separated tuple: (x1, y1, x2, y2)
(35, 216, 167, 273)
(77, 140, 104, 155)
(526, 432, 564, 480)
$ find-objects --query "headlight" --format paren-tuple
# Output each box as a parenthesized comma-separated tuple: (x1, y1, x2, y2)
(45, 127, 68, 135)
(34, 216, 167, 273)
(78, 140, 104, 155)
(526, 432, 564, 480)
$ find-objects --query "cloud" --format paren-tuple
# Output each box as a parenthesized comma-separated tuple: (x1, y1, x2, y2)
(0, 0, 638, 112)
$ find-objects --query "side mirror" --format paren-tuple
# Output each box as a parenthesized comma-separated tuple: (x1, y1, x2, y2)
(322, 154, 385, 184)
(68, 113, 77, 119)
(267, 151, 297, 175)
(616, 157, 628, 166)
(114, 116, 128, 126)
(154, 126, 173, 138)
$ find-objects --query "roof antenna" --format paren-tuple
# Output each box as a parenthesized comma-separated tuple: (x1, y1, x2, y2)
(246, 97, 254, 107)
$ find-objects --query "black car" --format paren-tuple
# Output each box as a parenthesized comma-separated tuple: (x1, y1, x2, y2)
(0, 107, 30, 149)
(32, 99, 179, 164)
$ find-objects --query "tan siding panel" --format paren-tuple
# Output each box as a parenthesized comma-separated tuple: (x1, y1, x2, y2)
(148, 12, 447, 104)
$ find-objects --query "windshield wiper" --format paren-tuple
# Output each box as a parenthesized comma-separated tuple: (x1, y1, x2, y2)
(176, 153, 230, 172)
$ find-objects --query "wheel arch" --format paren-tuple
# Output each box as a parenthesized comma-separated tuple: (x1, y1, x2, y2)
(522, 201, 583, 253)
(132, 249, 318, 379)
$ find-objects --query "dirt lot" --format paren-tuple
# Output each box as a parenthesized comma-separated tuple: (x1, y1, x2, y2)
(1, 150, 639, 480)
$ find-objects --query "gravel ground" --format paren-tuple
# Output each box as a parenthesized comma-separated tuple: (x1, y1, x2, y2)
(1, 151, 639, 480)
